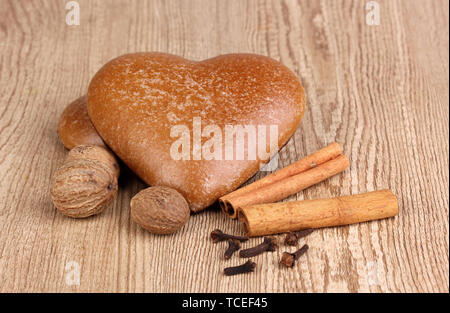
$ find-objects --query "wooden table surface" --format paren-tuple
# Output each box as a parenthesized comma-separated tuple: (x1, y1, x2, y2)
(0, 0, 448, 293)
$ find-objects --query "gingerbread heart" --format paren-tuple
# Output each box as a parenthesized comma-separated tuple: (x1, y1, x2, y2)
(87, 53, 305, 211)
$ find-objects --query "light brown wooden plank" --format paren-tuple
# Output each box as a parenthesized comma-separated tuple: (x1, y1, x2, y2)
(0, 0, 448, 292)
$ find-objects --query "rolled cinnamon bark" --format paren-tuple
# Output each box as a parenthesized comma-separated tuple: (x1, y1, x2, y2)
(238, 190, 398, 237)
(220, 143, 349, 218)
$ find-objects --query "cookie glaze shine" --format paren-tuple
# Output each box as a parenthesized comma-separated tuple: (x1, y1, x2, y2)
(87, 52, 305, 211)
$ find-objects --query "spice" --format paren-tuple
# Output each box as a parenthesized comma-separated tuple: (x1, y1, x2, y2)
(50, 145, 119, 218)
(219, 143, 347, 218)
(224, 260, 256, 276)
(284, 229, 314, 246)
(239, 236, 277, 258)
(130, 186, 190, 234)
(239, 189, 399, 237)
(210, 229, 248, 243)
(224, 239, 241, 259)
(280, 244, 309, 267)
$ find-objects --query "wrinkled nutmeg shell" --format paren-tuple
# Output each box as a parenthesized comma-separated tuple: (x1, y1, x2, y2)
(130, 186, 190, 234)
(50, 145, 119, 218)
(65, 145, 119, 176)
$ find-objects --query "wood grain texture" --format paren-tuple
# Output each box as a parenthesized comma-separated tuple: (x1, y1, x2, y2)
(0, 0, 448, 292)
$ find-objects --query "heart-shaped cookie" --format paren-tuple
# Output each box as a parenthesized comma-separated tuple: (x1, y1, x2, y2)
(87, 53, 305, 211)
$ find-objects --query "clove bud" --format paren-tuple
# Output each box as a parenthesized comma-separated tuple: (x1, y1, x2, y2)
(224, 260, 256, 276)
(210, 229, 248, 243)
(280, 244, 309, 267)
(284, 229, 314, 246)
(239, 236, 277, 258)
(224, 239, 241, 259)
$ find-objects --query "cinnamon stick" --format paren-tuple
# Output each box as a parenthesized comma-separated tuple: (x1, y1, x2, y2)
(238, 190, 398, 237)
(219, 143, 348, 219)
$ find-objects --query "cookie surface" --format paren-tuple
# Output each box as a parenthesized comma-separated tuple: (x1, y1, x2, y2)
(87, 52, 305, 211)
(58, 96, 105, 149)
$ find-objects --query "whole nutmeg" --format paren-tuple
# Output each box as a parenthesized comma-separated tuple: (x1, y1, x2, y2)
(50, 145, 119, 218)
(130, 186, 190, 234)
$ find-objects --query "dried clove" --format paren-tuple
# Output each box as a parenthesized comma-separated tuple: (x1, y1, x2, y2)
(284, 229, 314, 246)
(280, 244, 309, 267)
(224, 239, 241, 259)
(210, 229, 248, 243)
(239, 236, 277, 258)
(224, 260, 256, 276)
